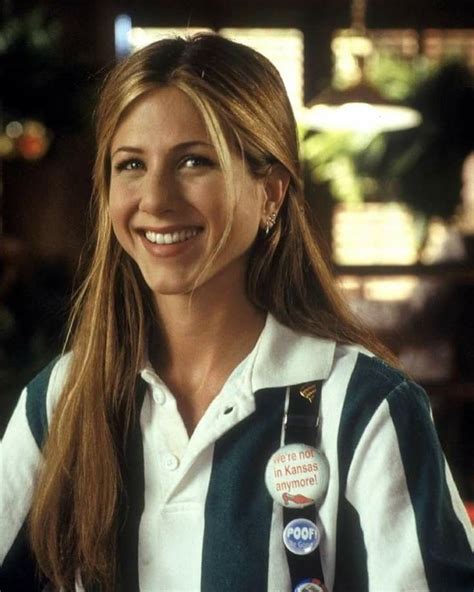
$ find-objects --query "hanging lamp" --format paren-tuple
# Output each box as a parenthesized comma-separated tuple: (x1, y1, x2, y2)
(304, 0, 422, 133)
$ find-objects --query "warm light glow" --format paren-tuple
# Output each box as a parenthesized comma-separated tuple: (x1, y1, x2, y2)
(304, 26, 423, 133)
(333, 203, 419, 265)
(303, 102, 422, 133)
(220, 28, 304, 113)
(122, 26, 305, 115)
(128, 27, 213, 52)
(423, 29, 474, 70)
(363, 277, 418, 300)
(332, 33, 374, 57)
(332, 31, 373, 87)
(338, 275, 419, 303)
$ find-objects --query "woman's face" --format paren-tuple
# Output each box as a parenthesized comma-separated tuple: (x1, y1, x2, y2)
(109, 86, 267, 302)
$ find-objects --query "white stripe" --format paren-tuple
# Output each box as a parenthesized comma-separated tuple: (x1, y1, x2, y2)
(0, 388, 42, 564)
(347, 398, 429, 591)
(317, 344, 360, 591)
(444, 458, 474, 551)
(45, 353, 72, 427)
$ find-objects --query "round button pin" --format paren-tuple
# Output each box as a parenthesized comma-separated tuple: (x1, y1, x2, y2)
(294, 578, 327, 592)
(265, 443, 329, 507)
(283, 518, 320, 555)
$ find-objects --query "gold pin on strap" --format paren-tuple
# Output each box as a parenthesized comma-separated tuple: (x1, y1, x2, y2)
(299, 383, 317, 403)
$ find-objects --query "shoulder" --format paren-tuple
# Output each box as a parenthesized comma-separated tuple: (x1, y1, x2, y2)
(326, 347, 474, 591)
(0, 355, 71, 581)
(24, 353, 72, 449)
(254, 315, 430, 427)
(319, 343, 435, 469)
(325, 345, 443, 500)
(332, 345, 429, 421)
(329, 343, 429, 438)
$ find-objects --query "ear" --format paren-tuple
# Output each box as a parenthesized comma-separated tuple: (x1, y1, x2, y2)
(260, 164, 291, 228)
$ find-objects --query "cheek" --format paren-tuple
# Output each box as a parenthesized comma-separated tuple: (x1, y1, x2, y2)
(238, 185, 265, 236)
(226, 206, 261, 256)
(108, 193, 133, 250)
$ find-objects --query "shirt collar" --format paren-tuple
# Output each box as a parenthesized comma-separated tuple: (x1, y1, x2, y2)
(139, 313, 337, 393)
(250, 314, 336, 392)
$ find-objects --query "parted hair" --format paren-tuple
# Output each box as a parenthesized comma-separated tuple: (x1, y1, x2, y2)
(29, 33, 394, 590)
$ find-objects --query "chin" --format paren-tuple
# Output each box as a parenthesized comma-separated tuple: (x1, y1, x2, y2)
(143, 274, 197, 298)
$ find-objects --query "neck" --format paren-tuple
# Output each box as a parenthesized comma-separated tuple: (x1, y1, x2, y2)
(149, 267, 266, 432)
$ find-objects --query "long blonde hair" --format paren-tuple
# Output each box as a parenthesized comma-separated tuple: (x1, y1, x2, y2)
(29, 33, 394, 590)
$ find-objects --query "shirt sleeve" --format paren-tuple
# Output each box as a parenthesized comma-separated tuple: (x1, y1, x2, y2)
(0, 387, 46, 590)
(345, 379, 474, 592)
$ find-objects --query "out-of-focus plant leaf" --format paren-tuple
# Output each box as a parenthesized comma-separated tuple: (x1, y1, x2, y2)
(303, 130, 376, 203)
(366, 52, 433, 101)
(302, 56, 474, 229)
(357, 60, 474, 220)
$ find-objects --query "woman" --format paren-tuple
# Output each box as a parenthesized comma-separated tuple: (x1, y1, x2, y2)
(1, 34, 473, 592)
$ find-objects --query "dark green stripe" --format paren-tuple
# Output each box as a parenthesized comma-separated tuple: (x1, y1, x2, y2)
(201, 387, 286, 592)
(334, 498, 367, 592)
(116, 379, 147, 592)
(0, 521, 46, 591)
(388, 381, 474, 591)
(25, 357, 59, 449)
(334, 354, 405, 592)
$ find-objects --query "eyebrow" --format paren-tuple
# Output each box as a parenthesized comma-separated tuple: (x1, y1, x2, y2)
(111, 140, 214, 158)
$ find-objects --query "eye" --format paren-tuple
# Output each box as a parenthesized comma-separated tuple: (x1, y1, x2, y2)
(114, 158, 145, 172)
(180, 155, 215, 169)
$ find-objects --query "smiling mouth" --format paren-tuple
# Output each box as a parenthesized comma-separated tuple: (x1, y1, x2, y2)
(144, 228, 202, 245)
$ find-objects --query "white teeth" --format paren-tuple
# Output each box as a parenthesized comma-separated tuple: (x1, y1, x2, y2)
(145, 228, 199, 245)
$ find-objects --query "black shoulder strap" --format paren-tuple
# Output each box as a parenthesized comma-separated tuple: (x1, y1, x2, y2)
(283, 381, 326, 590)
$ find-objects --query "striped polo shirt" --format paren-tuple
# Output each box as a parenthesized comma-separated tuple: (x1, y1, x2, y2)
(1, 314, 473, 591)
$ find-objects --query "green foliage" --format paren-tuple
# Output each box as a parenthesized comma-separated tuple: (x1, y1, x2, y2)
(360, 60, 473, 220)
(301, 56, 474, 224)
(302, 130, 376, 203)
(366, 52, 433, 101)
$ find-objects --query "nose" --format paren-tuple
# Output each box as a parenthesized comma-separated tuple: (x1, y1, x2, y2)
(138, 166, 177, 215)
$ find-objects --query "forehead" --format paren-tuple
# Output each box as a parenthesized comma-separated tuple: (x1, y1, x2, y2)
(111, 86, 210, 150)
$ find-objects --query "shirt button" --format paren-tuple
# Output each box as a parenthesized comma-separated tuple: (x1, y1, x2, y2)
(164, 453, 179, 471)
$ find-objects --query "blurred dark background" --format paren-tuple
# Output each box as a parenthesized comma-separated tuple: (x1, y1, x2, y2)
(0, 0, 473, 508)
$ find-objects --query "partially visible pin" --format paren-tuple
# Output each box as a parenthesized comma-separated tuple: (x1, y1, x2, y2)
(294, 578, 328, 592)
(299, 383, 317, 403)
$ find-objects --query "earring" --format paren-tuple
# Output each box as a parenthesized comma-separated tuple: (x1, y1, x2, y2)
(265, 212, 277, 235)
